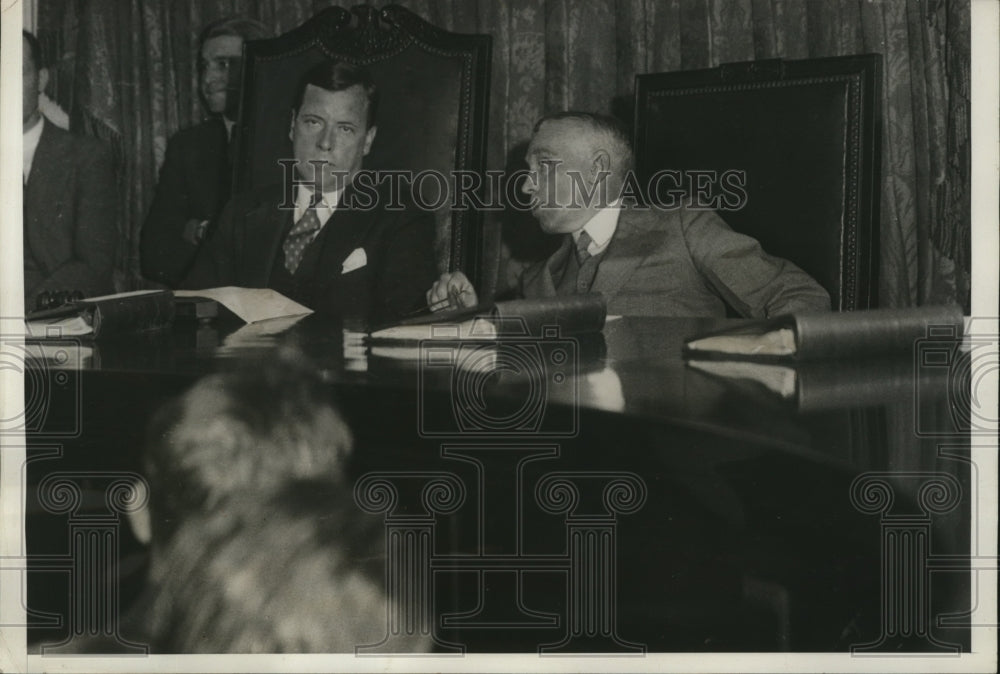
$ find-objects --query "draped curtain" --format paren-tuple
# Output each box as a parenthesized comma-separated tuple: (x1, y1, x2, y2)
(38, 0, 970, 309)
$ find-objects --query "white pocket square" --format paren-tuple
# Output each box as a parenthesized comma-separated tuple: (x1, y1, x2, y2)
(341, 248, 367, 274)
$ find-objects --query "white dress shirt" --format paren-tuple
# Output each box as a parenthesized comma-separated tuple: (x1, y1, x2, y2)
(23, 116, 44, 183)
(572, 200, 621, 256)
(294, 184, 342, 228)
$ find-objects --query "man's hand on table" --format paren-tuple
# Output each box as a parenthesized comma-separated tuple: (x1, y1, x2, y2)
(426, 272, 478, 311)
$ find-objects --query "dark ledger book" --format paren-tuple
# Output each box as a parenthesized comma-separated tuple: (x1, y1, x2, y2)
(683, 305, 965, 361)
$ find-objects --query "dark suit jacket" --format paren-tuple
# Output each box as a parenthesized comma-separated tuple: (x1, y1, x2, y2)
(23, 119, 117, 307)
(141, 118, 230, 286)
(183, 183, 438, 324)
(518, 206, 831, 318)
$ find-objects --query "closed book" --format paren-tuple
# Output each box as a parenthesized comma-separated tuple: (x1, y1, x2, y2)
(25, 290, 175, 339)
(683, 305, 965, 361)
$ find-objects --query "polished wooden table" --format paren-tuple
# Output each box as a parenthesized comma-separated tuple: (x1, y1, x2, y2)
(23, 314, 972, 653)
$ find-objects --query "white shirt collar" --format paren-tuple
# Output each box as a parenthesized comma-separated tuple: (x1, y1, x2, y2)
(222, 116, 235, 140)
(295, 184, 342, 227)
(23, 116, 45, 183)
(572, 201, 621, 256)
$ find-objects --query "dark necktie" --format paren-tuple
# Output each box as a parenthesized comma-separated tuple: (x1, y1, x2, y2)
(575, 230, 593, 264)
(574, 230, 599, 292)
(283, 207, 323, 274)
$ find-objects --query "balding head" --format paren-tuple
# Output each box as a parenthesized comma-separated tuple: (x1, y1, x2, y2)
(532, 112, 633, 185)
(523, 111, 633, 234)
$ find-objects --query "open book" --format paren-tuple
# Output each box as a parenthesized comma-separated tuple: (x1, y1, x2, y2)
(683, 305, 965, 361)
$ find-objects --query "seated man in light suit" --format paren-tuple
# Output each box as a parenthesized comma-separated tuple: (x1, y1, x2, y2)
(428, 112, 831, 318)
(183, 60, 437, 324)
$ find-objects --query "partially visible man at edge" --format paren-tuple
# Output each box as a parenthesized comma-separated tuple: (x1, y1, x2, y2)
(182, 60, 437, 324)
(23, 30, 117, 309)
(427, 112, 831, 318)
(140, 17, 270, 287)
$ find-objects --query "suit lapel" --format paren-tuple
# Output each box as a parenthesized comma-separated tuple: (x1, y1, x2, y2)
(590, 208, 663, 296)
(313, 187, 375, 276)
(243, 198, 291, 284)
(522, 235, 573, 298)
(25, 122, 62, 211)
(24, 122, 66, 256)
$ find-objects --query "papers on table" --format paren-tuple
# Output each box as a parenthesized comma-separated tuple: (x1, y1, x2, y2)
(174, 287, 313, 324)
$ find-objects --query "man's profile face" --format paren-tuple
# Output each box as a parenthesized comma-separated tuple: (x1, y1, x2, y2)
(199, 35, 244, 117)
(290, 83, 376, 195)
(22, 36, 44, 127)
(522, 120, 595, 234)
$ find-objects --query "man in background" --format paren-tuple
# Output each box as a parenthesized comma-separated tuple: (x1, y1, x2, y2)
(23, 30, 116, 308)
(140, 16, 270, 287)
(428, 112, 831, 318)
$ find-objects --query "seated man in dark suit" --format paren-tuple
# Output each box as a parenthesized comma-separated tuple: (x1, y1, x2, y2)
(428, 112, 831, 318)
(22, 30, 116, 308)
(141, 17, 270, 286)
(183, 60, 437, 324)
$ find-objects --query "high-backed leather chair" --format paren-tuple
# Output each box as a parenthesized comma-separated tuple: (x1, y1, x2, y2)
(234, 5, 492, 284)
(634, 55, 882, 311)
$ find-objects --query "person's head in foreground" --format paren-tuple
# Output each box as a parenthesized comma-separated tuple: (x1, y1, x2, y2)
(131, 344, 353, 551)
(144, 478, 429, 653)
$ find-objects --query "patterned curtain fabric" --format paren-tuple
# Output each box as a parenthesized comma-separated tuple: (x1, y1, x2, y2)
(37, 0, 970, 309)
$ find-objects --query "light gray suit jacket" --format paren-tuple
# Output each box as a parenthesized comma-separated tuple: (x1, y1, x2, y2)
(517, 206, 831, 318)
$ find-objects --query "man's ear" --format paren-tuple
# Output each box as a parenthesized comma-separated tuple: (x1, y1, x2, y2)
(125, 479, 152, 545)
(591, 149, 611, 182)
(289, 110, 297, 142)
(363, 125, 377, 156)
(38, 67, 49, 95)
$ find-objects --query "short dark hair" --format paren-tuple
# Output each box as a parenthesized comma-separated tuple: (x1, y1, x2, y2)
(533, 111, 634, 177)
(291, 60, 379, 130)
(22, 30, 44, 70)
(197, 16, 271, 50)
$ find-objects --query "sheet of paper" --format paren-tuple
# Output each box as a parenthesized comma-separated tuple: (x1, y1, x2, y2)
(174, 287, 313, 324)
(24, 315, 94, 338)
(369, 316, 497, 342)
(685, 327, 797, 357)
(81, 288, 166, 302)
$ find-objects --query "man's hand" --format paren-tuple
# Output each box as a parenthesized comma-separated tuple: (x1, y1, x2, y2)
(182, 218, 209, 246)
(426, 272, 478, 311)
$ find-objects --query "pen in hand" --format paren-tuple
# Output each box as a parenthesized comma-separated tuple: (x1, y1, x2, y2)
(448, 285, 472, 310)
